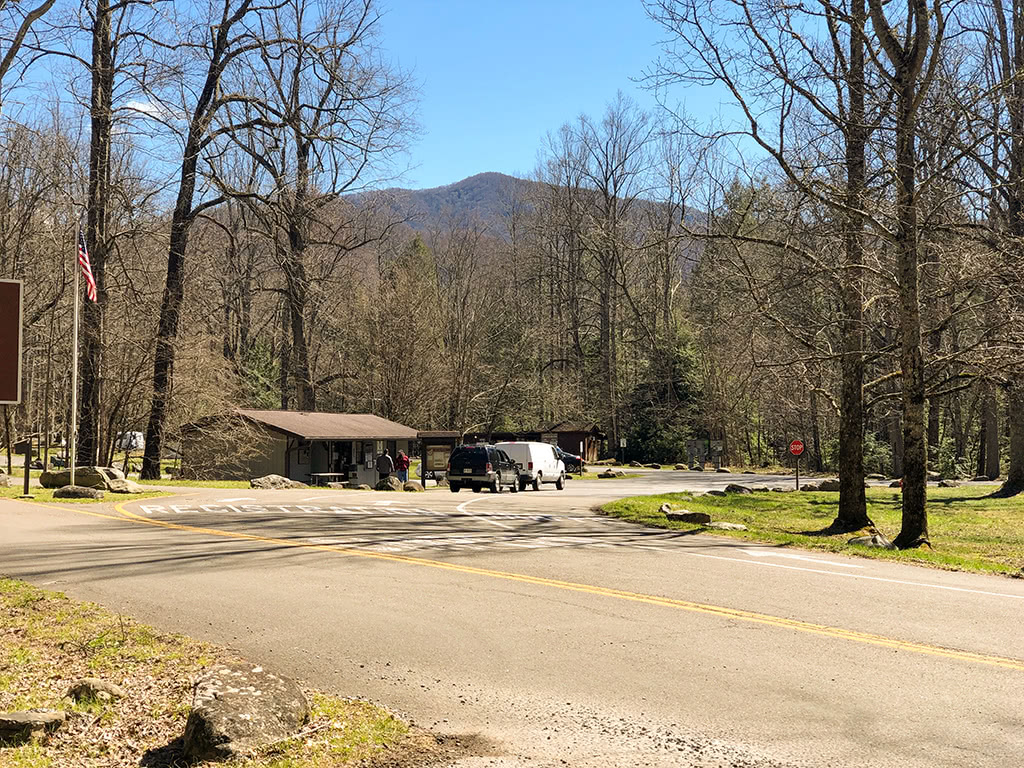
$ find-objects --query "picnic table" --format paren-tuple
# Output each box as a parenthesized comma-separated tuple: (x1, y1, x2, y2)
(308, 472, 348, 487)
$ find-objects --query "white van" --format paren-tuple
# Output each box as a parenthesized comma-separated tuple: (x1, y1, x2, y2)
(495, 441, 566, 491)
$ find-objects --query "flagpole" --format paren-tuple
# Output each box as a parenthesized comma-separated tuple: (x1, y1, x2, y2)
(70, 231, 80, 487)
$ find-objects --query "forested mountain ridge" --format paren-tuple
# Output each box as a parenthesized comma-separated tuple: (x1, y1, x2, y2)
(380, 172, 537, 234)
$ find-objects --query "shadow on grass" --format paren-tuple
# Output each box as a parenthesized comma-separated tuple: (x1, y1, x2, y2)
(141, 736, 189, 767)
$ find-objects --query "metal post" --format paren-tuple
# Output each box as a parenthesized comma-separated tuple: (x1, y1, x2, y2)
(796, 453, 800, 491)
(21, 439, 31, 497)
(70, 244, 80, 488)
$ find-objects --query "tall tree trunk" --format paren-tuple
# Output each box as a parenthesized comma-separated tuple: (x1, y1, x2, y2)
(78, 0, 112, 467)
(834, 0, 871, 530)
(984, 388, 1000, 479)
(140, 1, 255, 479)
(1000, 378, 1024, 493)
(892, 78, 929, 549)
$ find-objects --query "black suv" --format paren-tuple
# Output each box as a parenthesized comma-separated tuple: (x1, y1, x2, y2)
(448, 445, 520, 493)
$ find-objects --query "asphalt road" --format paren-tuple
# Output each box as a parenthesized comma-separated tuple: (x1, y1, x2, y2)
(2, 471, 1022, 767)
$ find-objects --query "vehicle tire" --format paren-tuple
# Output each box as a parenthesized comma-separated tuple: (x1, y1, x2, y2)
(555, 472, 565, 490)
(491, 475, 501, 494)
(511, 477, 519, 493)
(532, 474, 541, 492)
(450, 483, 461, 493)
(519, 478, 528, 492)
(473, 485, 482, 493)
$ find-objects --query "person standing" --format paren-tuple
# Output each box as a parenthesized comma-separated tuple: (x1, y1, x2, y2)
(395, 450, 410, 483)
(376, 448, 394, 482)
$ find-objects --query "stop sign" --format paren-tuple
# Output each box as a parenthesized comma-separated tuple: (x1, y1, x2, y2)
(789, 439, 805, 456)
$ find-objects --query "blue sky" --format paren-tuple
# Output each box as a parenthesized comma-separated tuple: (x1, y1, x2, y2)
(378, 0, 671, 190)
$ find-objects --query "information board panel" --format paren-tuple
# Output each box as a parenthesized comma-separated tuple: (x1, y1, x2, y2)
(0, 280, 23, 405)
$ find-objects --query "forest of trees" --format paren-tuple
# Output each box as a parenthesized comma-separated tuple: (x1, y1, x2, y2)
(2, 0, 1023, 548)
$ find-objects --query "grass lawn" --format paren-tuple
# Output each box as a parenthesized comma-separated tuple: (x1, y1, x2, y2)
(0, 486, 169, 504)
(0, 578, 417, 767)
(135, 478, 251, 489)
(602, 485, 1024, 576)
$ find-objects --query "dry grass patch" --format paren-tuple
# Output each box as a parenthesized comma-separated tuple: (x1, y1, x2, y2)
(0, 579, 417, 768)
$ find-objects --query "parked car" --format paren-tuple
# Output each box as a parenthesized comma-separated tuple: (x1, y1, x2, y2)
(447, 445, 519, 493)
(494, 441, 566, 491)
(554, 446, 584, 473)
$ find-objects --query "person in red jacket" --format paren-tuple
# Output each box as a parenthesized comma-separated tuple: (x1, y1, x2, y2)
(395, 450, 411, 483)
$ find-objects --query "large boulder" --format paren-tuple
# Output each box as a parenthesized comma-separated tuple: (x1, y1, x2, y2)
(106, 478, 145, 494)
(938, 479, 960, 488)
(723, 483, 752, 494)
(800, 483, 820, 492)
(250, 474, 308, 490)
(182, 662, 309, 762)
(53, 485, 104, 499)
(818, 479, 841, 492)
(703, 489, 727, 497)
(403, 481, 424, 492)
(646, 463, 662, 470)
(716, 467, 731, 473)
(674, 464, 688, 470)
(0, 711, 65, 744)
(0, 472, 10, 487)
(40, 466, 108, 490)
(375, 475, 403, 491)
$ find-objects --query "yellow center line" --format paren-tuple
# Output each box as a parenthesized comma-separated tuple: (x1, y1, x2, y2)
(8, 496, 1024, 672)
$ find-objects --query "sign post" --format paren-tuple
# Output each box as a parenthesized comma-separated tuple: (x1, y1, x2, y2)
(0, 280, 23, 406)
(789, 439, 805, 490)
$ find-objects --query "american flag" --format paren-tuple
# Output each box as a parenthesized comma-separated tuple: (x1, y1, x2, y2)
(78, 229, 97, 302)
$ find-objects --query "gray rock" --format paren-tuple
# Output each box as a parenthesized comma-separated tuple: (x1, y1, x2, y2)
(866, 473, 886, 481)
(716, 467, 732, 473)
(723, 483, 752, 494)
(771, 486, 795, 492)
(435, 476, 449, 487)
(327, 482, 347, 489)
(938, 479, 960, 488)
(848, 533, 895, 549)
(742, 470, 756, 474)
(182, 662, 309, 762)
(0, 472, 10, 487)
(972, 475, 992, 482)
(53, 485, 104, 499)
(889, 480, 903, 488)
(818, 479, 841, 492)
(0, 711, 65, 743)
(705, 521, 748, 531)
(666, 510, 713, 524)
(374, 475, 403, 491)
(598, 470, 617, 479)
(629, 461, 643, 467)
(67, 678, 126, 703)
(752, 486, 772, 492)
(250, 474, 308, 490)
(646, 463, 662, 469)
(106, 478, 145, 494)
(674, 464, 688, 470)
(800, 483, 820, 492)
(352, 484, 372, 490)
(402, 481, 424, 492)
(703, 489, 727, 497)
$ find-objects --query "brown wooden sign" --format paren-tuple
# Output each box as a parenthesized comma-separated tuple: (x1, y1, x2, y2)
(0, 280, 23, 404)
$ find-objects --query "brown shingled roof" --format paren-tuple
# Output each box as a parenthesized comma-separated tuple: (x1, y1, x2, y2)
(237, 409, 418, 440)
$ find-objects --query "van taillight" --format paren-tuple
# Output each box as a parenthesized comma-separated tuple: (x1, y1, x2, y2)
(528, 461, 533, 470)
(486, 462, 492, 472)
(447, 460, 451, 472)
